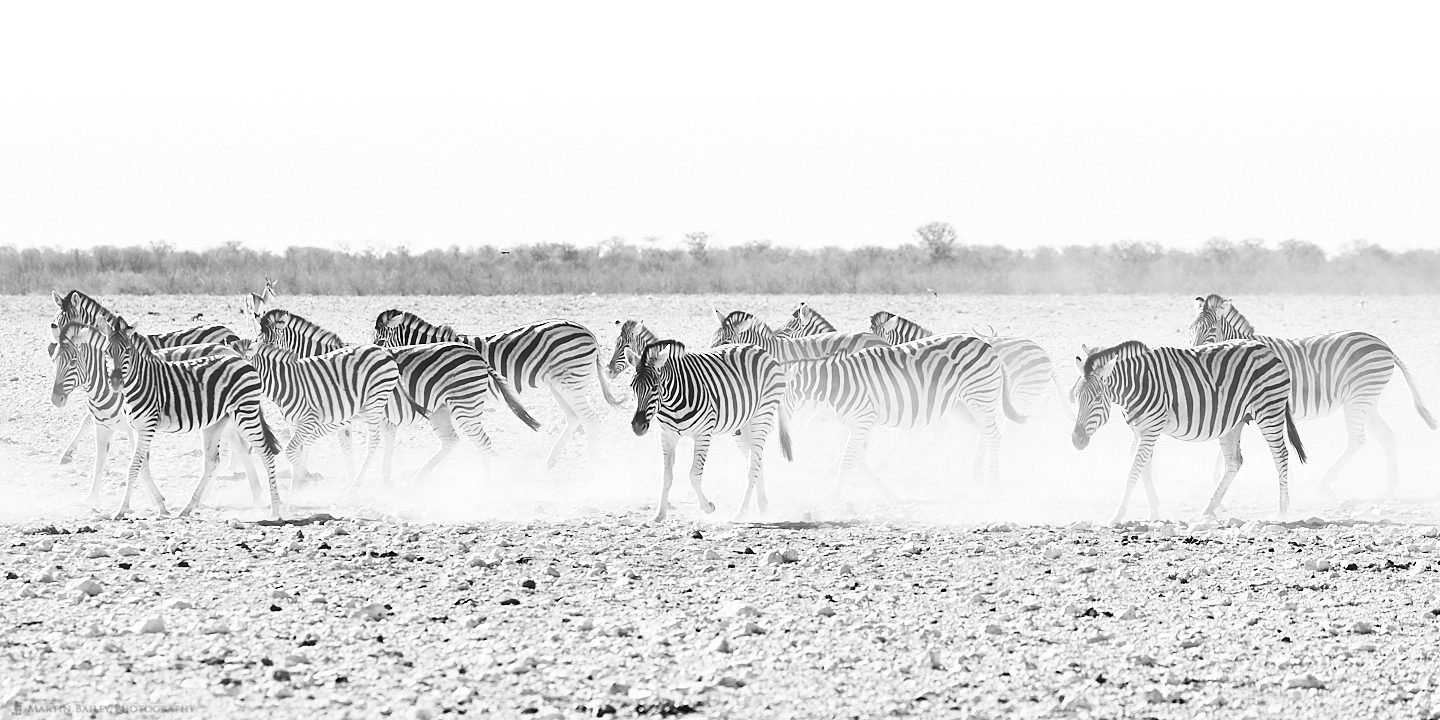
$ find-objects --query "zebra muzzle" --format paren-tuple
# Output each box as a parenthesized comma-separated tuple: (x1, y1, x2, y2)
(631, 417, 649, 437)
(1071, 428, 1091, 450)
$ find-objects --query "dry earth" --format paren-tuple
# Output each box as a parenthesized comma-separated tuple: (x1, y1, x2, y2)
(2, 293, 1440, 719)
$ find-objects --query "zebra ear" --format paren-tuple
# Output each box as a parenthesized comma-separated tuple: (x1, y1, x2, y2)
(713, 308, 726, 324)
(1074, 355, 1085, 370)
(1079, 343, 1094, 356)
(732, 315, 755, 333)
(52, 290, 65, 307)
(385, 314, 404, 330)
(1220, 298, 1233, 312)
(1193, 296, 1206, 311)
(878, 316, 897, 335)
(1091, 356, 1117, 379)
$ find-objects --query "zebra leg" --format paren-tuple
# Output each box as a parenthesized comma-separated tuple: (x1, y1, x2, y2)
(61, 414, 93, 466)
(544, 386, 584, 470)
(178, 422, 226, 517)
(85, 422, 116, 506)
(1202, 427, 1245, 519)
(1141, 453, 1160, 521)
(1368, 410, 1400, 496)
(736, 426, 770, 518)
(1111, 431, 1159, 525)
(688, 433, 717, 515)
(234, 408, 283, 519)
(347, 412, 388, 494)
(338, 426, 356, 482)
(833, 417, 875, 497)
(286, 423, 317, 488)
(1319, 403, 1368, 497)
(114, 424, 165, 520)
(414, 407, 461, 485)
(225, 422, 264, 506)
(652, 430, 680, 522)
(1256, 412, 1294, 518)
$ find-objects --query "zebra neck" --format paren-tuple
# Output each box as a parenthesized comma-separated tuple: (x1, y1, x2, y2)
(77, 348, 118, 406)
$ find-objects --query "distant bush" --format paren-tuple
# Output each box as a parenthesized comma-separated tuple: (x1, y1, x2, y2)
(1, 237, 1435, 295)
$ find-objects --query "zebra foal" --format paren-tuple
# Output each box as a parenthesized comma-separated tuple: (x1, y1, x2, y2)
(630, 340, 793, 522)
(1189, 294, 1434, 495)
(1072, 340, 1307, 523)
(98, 315, 283, 519)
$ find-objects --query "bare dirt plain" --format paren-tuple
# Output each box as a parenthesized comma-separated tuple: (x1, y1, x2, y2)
(2, 293, 1440, 719)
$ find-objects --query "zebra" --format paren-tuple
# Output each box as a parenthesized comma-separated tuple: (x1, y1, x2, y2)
(94, 314, 283, 520)
(869, 310, 1071, 420)
(250, 310, 401, 491)
(1189, 294, 1435, 495)
(259, 309, 542, 485)
(607, 319, 662, 378)
(49, 320, 263, 507)
(775, 302, 837, 339)
(50, 289, 244, 466)
(784, 334, 1020, 493)
(630, 340, 792, 522)
(372, 309, 622, 468)
(1071, 339, 1307, 523)
(711, 310, 887, 362)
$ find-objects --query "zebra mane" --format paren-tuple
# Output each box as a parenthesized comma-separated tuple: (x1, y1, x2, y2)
(377, 309, 458, 341)
(638, 339, 686, 371)
(1192, 293, 1255, 338)
(870, 311, 928, 336)
(719, 310, 772, 334)
(258, 309, 344, 348)
(1081, 340, 1150, 376)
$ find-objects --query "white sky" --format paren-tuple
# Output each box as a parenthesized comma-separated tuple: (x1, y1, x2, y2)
(2, 2, 1438, 254)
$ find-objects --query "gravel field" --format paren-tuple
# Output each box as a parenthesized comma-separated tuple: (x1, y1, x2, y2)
(2, 293, 1439, 718)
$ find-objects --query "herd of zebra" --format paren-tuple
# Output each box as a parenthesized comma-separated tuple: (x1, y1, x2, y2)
(45, 284, 1437, 524)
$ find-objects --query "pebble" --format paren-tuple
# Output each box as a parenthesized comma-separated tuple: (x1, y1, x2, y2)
(899, 542, 923, 556)
(703, 549, 722, 561)
(33, 569, 55, 583)
(83, 546, 110, 559)
(1285, 674, 1326, 689)
(162, 598, 194, 610)
(352, 603, 388, 621)
(116, 545, 140, 557)
(816, 605, 836, 617)
(65, 577, 102, 597)
(132, 616, 166, 634)
(199, 620, 231, 635)
(31, 538, 54, 552)
(708, 636, 733, 654)
(720, 601, 760, 618)
(16, 586, 37, 599)
(1351, 621, 1375, 635)
(1043, 546, 1063, 560)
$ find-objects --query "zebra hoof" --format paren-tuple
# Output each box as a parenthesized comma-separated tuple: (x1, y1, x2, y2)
(701, 501, 716, 514)
(59, 454, 74, 466)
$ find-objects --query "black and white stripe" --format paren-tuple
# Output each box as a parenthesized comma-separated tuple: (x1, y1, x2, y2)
(1189, 294, 1435, 494)
(630, 340, 792, 521)
(1071, 339, 1307, 522)
(373, 309, 620, 468)
(870, 310, 1070, 420)
(251, 310, 401, 491)
(785, 334, 1018, 491)
(98, 314, 283, 519)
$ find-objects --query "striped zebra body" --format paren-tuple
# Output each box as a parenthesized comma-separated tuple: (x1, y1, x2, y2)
(776, 302, 837, 339)
(49, 322, 261, 505)
(374, 309, 620, 468)
(630, 340, 793, 521)
(711, 310, 886, 363)
(1190, 294, 1435, 494)
(253, 310, 401, 491)
(98, 315, 282, 519)
(607, 319, 661, 377)
(786, 334, 1013, 489)
(50, 289, 243, 465)
(870, 310, 1069, 420)
(1072, 339, 1307, 522)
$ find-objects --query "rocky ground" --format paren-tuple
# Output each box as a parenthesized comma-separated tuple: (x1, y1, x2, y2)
(5, 510, 1440, 719)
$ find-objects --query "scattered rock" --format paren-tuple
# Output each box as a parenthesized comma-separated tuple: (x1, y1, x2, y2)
(65, 577, 102, 597)
(132, 616, 166, 634)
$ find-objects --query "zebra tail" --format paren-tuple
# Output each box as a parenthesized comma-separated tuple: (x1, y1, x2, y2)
(1285, 408, 1308, 464)
(257, 409, 282, 458)
(1001, 367, 1026, 424)
(594, 354, 624, 407)
(777, 405, 794, 462)
(493, 373, 542, 431)
(1393, 354, 1437, 430)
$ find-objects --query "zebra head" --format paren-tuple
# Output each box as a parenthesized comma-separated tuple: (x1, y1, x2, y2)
(712, 310, 767, 348)
(1070, 350, 1116, 450)
(869, 311, 898, 343)
(49, 319, 94, 408)
(776, 302, 836, 339)
(103, 315, 148, 391)
(630, 340, 683, 436)
(51, 289, 109, 344)
(607, 319, 640, 378)
(1189, 294, 1226, 345)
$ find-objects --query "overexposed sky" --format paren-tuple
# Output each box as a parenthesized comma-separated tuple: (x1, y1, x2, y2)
(2, 2, 1438, 254)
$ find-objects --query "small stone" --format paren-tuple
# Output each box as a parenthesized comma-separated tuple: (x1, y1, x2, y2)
(132, 616, 166, 634)
(16, 586, 37, 599)
(352, 603, 387, 621)
(1285, 673, 1326, 689)
(162, 598, 194, 610)
(715, 676, 745, 688)
(545, 566, 560, 577)
(31, 538, 54, 552)
(271, 589, 292, 600)
(985, 623, 1003, 635)
(838, 563, 854, 575)
(816, 605, 836, 617)
(762, 550, 784, 565)
(199, 620, 231, 635)
(116, 545, 140, 557)
(1351, 621, 1374, 635)
(1043, 545, 1063, 560)
(1143, 689, 1166, 704)
(607, 682, 631, 696)
(708, 636, 732, 654)
(284, 653, 310, 666)
(521, 579, 537, 590)
(1119, 606, 1139, 620)
(781, 548, 800, 563)
(83, 546, 110, 559)
(33, 569, 55, 583)
(703, 549, 722, 561)
(899, 542, 923, 556)
(738, 621, 764, 636)
(917, 648, 944, 670)
(720, 601, 760, 618)
(65, 577, 102, 597)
